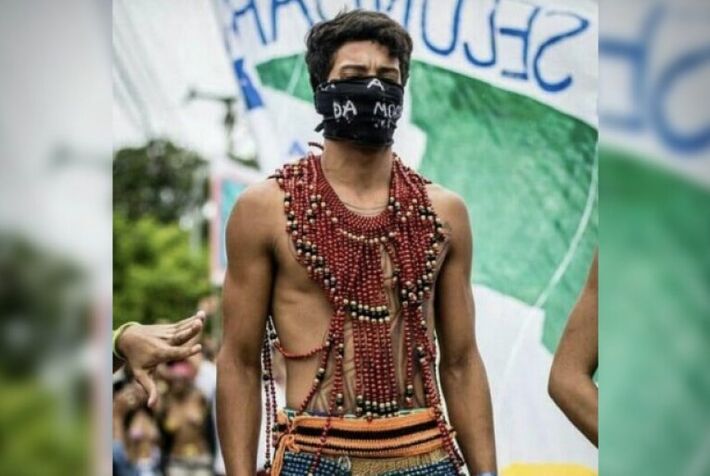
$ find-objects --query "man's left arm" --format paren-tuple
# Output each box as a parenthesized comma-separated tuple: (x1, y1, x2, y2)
(434, 194, 496, 474)
(548, 253, 598, 446)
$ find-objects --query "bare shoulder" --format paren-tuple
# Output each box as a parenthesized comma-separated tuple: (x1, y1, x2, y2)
(226, 178, 284, 248)
(426, 184, 472, 265)
(231, 177, 283, 214)
(425, 183, 470, 229)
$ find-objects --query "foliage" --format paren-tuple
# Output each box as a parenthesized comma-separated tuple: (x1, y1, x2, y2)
(0, 233, 87, 378)
(0, 377, 89, 476)
(113, 139, 212, 327)
(0, 234, 90, 474)
(113, 212, 210, 327)
(113, 139, 208, 223)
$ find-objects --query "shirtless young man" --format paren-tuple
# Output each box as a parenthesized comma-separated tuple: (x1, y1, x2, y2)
(217, 10, 496, 476)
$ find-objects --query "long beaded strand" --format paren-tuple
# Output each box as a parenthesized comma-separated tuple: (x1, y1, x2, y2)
(261, 321, 278, 473)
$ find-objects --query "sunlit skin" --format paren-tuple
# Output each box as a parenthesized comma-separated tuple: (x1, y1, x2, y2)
(113, 382, 160, 468)
(549, 253, 598, 446)
(217, 40, 496, 475)
(162, 386, 211, 458)
(125, 409, 160, 464)
(153, 361, 212, 462)
(113, 311, 206, 408)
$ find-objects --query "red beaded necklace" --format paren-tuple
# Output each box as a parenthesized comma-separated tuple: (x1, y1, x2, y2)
(262, 149, 463, 474)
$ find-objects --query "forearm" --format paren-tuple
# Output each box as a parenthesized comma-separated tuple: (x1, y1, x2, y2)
(549, 371, 598, 446)
(217, 351, 263, 475)
(440, 353, 496, 473)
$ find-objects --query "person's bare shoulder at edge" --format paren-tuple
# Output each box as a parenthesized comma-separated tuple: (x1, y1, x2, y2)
(425, 183, 470, 239)
(226, 178, 284, 250)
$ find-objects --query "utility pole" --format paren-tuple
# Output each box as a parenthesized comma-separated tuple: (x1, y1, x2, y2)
(183, 88, 258, 343)
(184, 88, 258, 169)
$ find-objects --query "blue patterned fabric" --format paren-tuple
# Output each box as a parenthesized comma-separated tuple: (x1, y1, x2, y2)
(279, 451, 459, 475)
(381, 458, 459, 475)
(279, 451, 350, 475)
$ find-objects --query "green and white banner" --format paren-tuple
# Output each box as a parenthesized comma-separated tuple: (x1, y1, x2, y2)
(212, 1, 598, 474)
(599, 3, 710, 475)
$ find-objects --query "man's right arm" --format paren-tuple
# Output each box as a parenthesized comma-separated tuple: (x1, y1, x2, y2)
(217, 181, 277, 475)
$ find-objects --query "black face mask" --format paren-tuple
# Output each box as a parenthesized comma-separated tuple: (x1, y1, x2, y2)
(314, 76, 404, 147)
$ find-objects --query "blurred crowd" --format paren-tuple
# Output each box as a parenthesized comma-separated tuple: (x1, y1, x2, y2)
(112, 311, 286, 476)
(113, 332, 225, 476)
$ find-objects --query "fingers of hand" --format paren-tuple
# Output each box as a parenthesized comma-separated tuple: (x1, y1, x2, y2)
(126, 380, 149, 403)
(160, 342, 202, 362)
(169, 319, 203, 346)
(133, 369, 158, 408)
(175, 310, 207, 332)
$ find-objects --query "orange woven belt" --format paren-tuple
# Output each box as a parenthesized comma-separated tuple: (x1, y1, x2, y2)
(272, 408, 454, 474)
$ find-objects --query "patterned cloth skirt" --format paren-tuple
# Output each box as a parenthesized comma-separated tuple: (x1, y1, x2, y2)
(272, 407, 460, 476)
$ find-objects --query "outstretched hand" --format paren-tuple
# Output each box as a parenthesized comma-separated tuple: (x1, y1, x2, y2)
(117, 311, 206, 407)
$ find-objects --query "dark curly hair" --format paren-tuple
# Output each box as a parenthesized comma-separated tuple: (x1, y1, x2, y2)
(305, 10, 413, 91)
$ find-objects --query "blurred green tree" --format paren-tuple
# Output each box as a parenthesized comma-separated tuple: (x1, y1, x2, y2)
(113, 140, 211, 327)
(113, 212, 210, 327)
(0, 378, 88, 476)
(0, 234, 90, 475)
(0, 234, 87, 378)
(113, 139, 208, 223)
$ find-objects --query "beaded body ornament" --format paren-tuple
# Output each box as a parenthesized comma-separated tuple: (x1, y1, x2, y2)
(261, 149, 463, 474)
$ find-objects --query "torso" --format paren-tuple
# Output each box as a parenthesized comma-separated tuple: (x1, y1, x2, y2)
(162, 389, 210, 458)
(260, 156, 453, 414)
(126, 409, 160, 462)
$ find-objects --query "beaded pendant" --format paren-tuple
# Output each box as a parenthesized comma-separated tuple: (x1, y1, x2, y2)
(261, 150, 463, 474)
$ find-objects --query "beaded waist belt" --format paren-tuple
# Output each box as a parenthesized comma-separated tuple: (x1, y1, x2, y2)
(271, 407, 455, 474)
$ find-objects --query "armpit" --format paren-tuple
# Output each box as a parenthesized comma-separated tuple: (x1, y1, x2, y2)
(435, 221, 453, 265)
